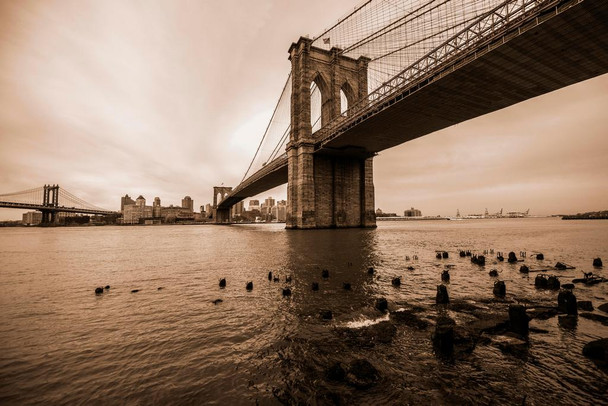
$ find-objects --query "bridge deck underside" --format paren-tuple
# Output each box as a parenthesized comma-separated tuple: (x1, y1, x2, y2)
(219, 164, 288, 208)
(221, 0, 607, 209)
(320, 0, 608, 153)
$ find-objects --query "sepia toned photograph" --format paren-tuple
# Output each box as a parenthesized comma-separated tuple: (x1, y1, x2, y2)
(1, 0, 607, 404)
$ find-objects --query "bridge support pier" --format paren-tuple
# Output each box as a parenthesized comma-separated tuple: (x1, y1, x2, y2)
(214, 208, 231, 224)
(40, 210, 56, 224)
(286, 145, 375, 229)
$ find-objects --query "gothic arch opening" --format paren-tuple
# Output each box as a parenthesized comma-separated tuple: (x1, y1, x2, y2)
(340, 81, 356, 117)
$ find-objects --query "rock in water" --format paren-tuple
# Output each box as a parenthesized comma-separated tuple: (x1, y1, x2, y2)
(375, 297, 388, 312)
(95, 287, 103, 294)
(367, 267, 375, 275)
(246, 281, 253, 291)
(322, 269, 329, 278)
(442, 251, 449, 259)
(282, 288, 291, 297)
(582, 338, 608, 371)
(536, 253, 544, 260)
(391, 277, 401, 287)
(558, 290, 577, 315)
(578, 301, 594, 311)
(212, 299, 223, 305)
(509, 304, 529, 337)
(131, 289, 139, 293)
(311, 282, 319, 291)
(547, 275, 560, 290)
(489, 269, 499, 277)
(436, 284, 449, 304)
(104, 285, 110, 290)
(598, 303, 608, 314)
(441, 270, 450, 282)
(593, 258, 603, 267)
(508, 252, 517, 263)
(493, 281, 506, 297)
(519, 265, 529, 273)
(219, 278, 226, 288)
(268, 271, 272, 281)
(343, 282, 351, 290)
(535, 274, 548, 288)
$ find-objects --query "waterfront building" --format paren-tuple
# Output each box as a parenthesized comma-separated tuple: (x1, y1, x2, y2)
(121, 194, 195, 224)
(182, 196, 194, 212)
(404, 207, 422, 217)
(22, 211, 42, 225)
(120, 194, 135, 212)
(153, 197, 161, 217)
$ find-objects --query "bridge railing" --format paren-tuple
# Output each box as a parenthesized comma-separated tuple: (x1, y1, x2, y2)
(315, 0, 575, 146)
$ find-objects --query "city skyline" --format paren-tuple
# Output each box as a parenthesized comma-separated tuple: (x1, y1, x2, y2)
(1, 0, 607, 221)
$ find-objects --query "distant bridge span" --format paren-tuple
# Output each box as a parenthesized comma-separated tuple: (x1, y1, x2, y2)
(217, 0, 608, 228)
(0, 185, 117, 223)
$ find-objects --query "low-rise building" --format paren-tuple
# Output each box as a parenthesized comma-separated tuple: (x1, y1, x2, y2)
(404, 207, 422, 217)
(22, 211, 42, 225)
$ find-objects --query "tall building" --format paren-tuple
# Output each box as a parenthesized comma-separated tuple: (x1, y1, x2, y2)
(272, 200, 287, 222)
(153, 197, 161, 217)
(404, 207, 422, 217)
(248, 200, 260, 211)
(121, 194, 135, 212)
(264, 197, 275, 208)
(182, 196, 194, 212)
(232, 201, 244, 216)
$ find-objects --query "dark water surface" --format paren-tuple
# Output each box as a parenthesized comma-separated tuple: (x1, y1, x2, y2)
(1, 218, 607, 405)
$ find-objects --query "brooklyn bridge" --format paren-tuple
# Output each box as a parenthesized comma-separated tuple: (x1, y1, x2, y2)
(211, 0, 608, 228)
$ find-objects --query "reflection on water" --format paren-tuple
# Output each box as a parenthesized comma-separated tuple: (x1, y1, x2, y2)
(0, 218, 606, 404)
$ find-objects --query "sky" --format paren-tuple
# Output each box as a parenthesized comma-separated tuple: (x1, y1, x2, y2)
(0, 0, 607, 220)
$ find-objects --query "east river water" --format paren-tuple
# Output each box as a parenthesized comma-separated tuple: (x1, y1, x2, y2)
(0, 218, 606, 405)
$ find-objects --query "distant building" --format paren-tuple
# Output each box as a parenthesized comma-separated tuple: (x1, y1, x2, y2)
(121, 194, 135, 212)
(121, 194, 195, 224)
(181, 196, 194, 212)
(232, 201, 244, 217)
(22, 211, 42, 225)
(376, 208, 397, 217)
(153, 197, 161, 217)
(271, 200, 287, 222)
(404, 207, 422, 217)
(264, 197, 276, 208)
(249, 200, 260, 211)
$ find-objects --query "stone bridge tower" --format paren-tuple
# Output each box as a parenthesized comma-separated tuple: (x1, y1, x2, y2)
(213, 186, 233, 223)
(286, 37, 376, 229)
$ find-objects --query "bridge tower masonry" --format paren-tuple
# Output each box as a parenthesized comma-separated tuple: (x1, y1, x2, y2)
(213, 186, 233, 223)
(286, 37, 375, 229)
(41, 184, 59, 224)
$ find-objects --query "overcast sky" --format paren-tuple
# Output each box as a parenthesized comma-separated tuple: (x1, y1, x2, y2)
(1, 0, 607, 220)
